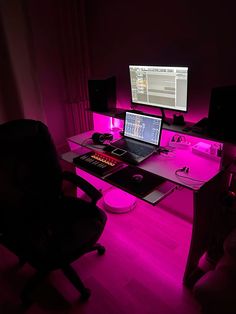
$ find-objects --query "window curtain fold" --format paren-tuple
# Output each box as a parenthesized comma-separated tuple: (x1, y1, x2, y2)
(58, 0, 93, 136)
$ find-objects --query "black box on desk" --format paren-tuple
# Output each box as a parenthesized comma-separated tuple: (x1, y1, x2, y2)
(88, 76, 116, 112)
(208, 85, 236, 143)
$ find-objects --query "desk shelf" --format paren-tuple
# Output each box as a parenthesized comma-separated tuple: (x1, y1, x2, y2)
(88, 108, 126, 119)
(61, 149, 177, 206)
(66, 130, 221, 191)
(90, 109, 226, 143)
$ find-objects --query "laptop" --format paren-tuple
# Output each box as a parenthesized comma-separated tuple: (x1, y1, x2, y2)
(104, 111, 163, 164)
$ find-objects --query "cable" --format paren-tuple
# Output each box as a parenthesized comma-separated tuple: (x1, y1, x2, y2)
(81, 137, 92, 146)
(156, 146, 175, 154)
(155, 146, 176, 158)
(159, 148, 172, 154)
(81, 137, 113, 149)
(81, 137, 104, 149)
(175, 167, 206, 183)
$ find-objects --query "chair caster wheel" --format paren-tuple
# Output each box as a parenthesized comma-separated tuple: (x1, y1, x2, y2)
(97, 246, 106, 255)
(80, 288, 91, 301)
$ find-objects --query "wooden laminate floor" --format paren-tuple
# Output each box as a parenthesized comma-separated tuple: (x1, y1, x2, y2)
(0, 192, 201, 314)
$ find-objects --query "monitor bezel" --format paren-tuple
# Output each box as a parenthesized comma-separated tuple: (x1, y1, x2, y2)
(124, 110, 163, 147)
(129, 65, 189, 113)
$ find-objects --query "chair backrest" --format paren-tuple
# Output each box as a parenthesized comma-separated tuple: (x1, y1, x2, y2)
(0, 119, 62, 221)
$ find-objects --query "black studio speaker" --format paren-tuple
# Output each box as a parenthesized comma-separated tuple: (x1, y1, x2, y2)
(208, 85, 236, 143)
(88, 76, 116, 112)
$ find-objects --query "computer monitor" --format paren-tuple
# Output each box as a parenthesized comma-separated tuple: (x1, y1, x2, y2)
(129, 65, 188, 124)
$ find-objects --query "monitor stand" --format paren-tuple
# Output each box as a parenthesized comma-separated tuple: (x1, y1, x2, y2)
(161, 108, 171, 126)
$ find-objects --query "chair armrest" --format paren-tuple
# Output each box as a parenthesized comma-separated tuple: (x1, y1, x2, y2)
(62, 171, 102, 203)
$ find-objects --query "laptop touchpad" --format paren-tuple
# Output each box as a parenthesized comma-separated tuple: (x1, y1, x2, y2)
(112, 148, 126, 156)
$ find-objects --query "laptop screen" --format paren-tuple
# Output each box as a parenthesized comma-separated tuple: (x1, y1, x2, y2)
(124, 111, 163, 146)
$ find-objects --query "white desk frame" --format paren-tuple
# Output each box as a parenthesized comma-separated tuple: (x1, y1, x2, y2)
(64, 129, 227, 286)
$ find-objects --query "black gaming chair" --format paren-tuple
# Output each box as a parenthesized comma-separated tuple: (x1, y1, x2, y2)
(0, 119, 107, 306)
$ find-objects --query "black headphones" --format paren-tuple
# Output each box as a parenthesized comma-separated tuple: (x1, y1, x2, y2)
(92, 132, 113, 144)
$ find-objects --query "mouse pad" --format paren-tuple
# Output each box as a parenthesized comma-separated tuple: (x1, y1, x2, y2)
(106, 166, 165, 197)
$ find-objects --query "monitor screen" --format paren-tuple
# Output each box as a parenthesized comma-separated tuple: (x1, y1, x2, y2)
(124, 111, 162, 146)
(129, 65, 188, 112)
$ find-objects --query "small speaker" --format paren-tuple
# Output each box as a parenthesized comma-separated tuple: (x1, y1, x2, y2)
(88, 76, 116, 112)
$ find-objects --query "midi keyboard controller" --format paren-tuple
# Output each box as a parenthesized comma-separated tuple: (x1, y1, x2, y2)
(73, 151, 123, 176)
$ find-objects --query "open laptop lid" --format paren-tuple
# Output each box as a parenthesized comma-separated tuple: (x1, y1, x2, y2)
(123, 111, 163, 147)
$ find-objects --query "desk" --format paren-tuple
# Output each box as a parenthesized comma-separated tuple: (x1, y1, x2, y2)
(63, 129, 228, 286)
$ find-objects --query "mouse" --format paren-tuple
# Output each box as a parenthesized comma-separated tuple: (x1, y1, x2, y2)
(131, 174, 144, 183)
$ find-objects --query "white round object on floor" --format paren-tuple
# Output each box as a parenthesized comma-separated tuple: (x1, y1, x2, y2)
(103, 188, 137, 213)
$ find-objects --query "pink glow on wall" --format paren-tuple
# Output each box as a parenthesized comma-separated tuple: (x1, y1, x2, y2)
(110, 117, 123, 131)
(92, 113, 124, 142)
(92, 111, 221, 149)
(93, 113, 111, 132)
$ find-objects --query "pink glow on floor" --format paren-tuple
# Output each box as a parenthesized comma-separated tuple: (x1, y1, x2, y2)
(66, 136, 201, 313)
(76, 158, 193, 286)
(102, 197, 193, 285)
(49, 195, 198, 312)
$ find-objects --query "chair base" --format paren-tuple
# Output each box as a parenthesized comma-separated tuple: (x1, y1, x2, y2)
(21, 270, 47, 309)
(19, 243, 106, 307)
(62, 243, 105, 299)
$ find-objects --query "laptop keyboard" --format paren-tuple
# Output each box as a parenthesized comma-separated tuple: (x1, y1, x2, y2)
(113, 139, 154, 157)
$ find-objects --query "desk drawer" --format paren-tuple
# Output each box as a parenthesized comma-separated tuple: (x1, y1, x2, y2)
(143, 181, 177, 205)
